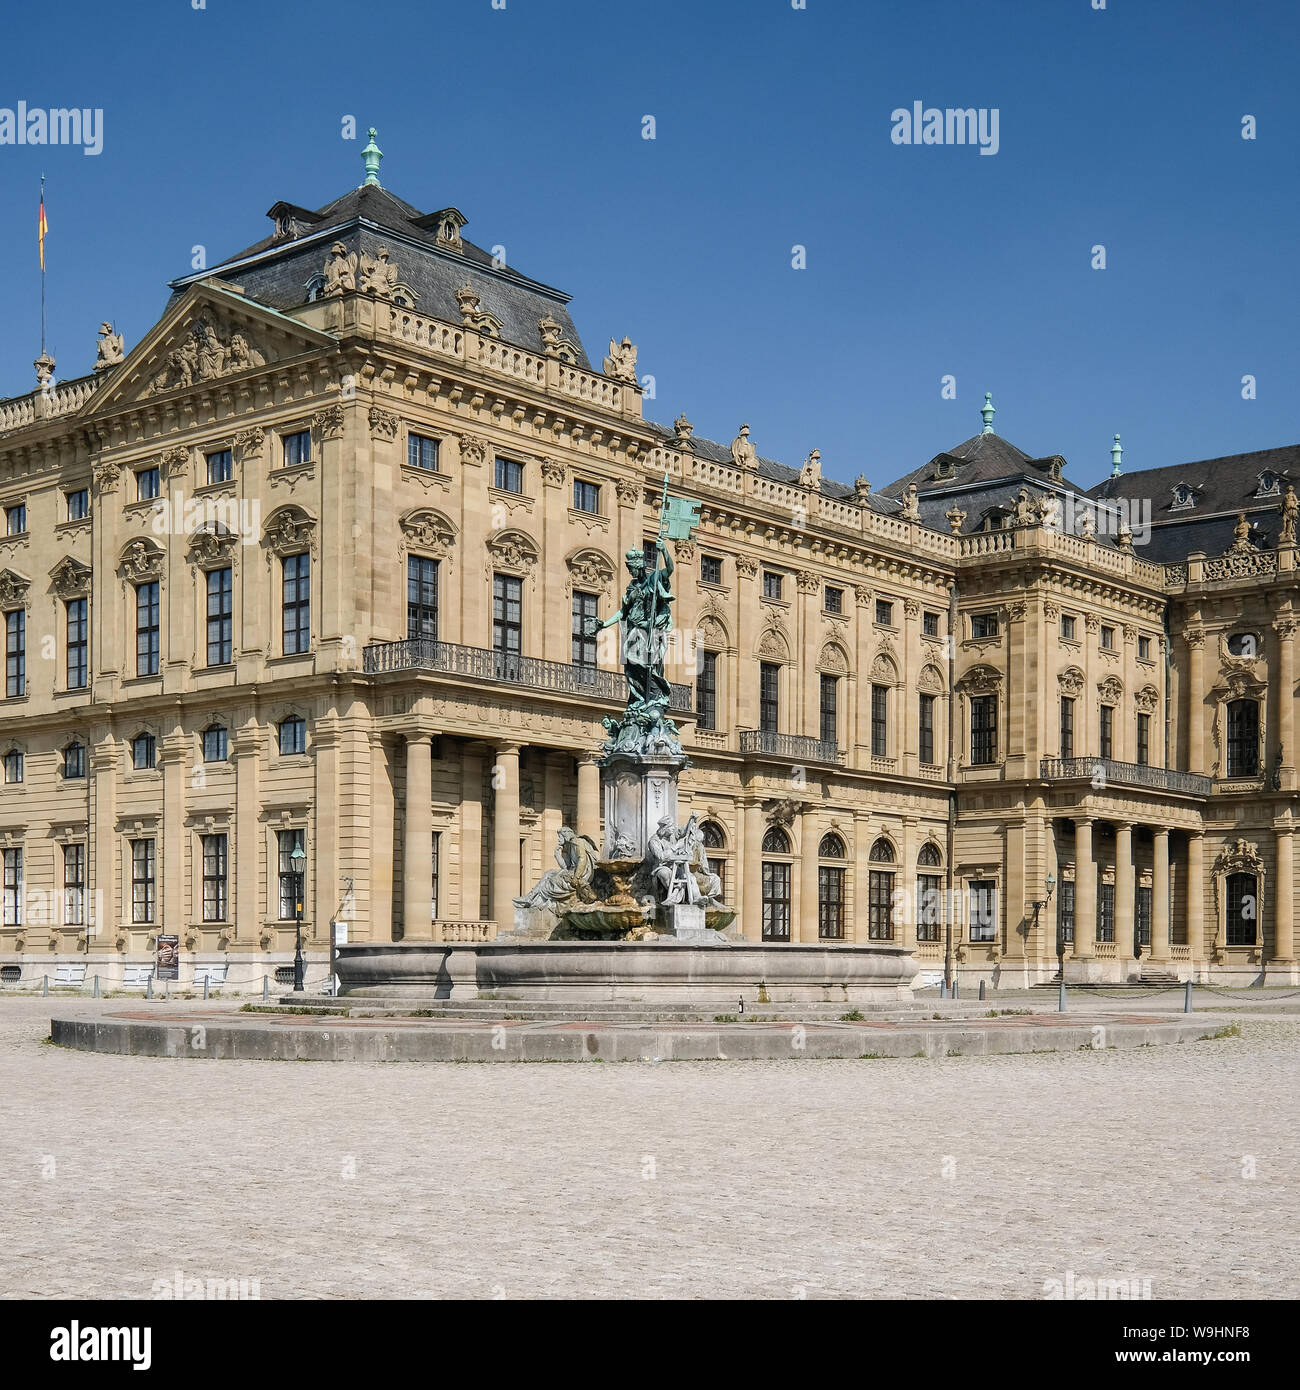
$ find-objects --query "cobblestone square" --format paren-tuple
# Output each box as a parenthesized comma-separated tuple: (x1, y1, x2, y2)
(2, 998, 1296, 1300)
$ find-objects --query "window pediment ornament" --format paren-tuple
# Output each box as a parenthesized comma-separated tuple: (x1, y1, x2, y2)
(187, 524, 239, 568)
(1097, 675, 1124, 704)
(119, 539, 165, 581)
(869, 651, 899, 684)
(0, 568, 31, 607)
(484, 528, 539, 577)
(955, 663, 1002, 694)
(917, 662, 945, 694)
(1134, 684, 1160, 713)
(263, 506, 317, 558)
(401, 508, 458, 560)
(1212, 838, 1265, 885)
(764, 797, 806, 829)
(818, 641, 850, 675)
(49, 556, 92, 598)
(565, 546, 615, 595)
(697, 614, 729, 650)
(755, 612, 791, 662)
(1058, 666, 1086, 696)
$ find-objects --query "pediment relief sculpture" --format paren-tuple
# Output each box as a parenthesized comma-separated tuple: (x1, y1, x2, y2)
(263, 507, 316, 557)
(0, 568, 31, 607)
(49, 556, 92, 598)
(401, 509, 458, 559)
(484, 528, 539, 575)
(565, 547, 615, 593)
(119, 539, 165, 581)
(187, 525, 239, 567)
(144, 316, 268, 397)
(956, 663, 1002, 694)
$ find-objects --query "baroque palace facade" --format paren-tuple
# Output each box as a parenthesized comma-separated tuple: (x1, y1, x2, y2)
(0, 143, 1294, 990)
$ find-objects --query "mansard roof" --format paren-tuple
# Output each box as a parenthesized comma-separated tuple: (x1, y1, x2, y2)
(170, 181, 592, 369)
(878, 430, 1084, 498)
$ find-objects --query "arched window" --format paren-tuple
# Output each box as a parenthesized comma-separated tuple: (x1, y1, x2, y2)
(278, 715, 307, 756)
(917, 842, 943, 942)
(700, 820, 726, 850)
(818, 857, 845, 940)
(131, 732, 156, 770)
(869, 839, 895, 939)
(818, 832, 846, 859)
(699, 820, 727, 900)
(62, 742, 86, 779)
(1225, 873, 1258, 947)
(918, 841, 942, 867)
(762, 826, 791, 855)
(1226, 699, 1259, 777)
(202, 724, 228, 763)
(869, 837, 895, 863)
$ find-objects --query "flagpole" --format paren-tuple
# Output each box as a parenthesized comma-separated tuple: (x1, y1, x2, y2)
(39, 173, 46, 358)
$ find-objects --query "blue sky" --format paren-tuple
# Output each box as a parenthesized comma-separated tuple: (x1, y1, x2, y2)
(1, 0, 1297, 490)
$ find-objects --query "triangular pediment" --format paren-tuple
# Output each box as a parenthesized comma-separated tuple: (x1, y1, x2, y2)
(83, 281, 339, 416)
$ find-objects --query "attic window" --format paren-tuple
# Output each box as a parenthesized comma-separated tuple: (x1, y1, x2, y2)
(1171, 485, 1197, 510)
(980, 508, 1008, 532)
(1256, 471, 1281, 497)
(935, 457, 953, 479)
(305, 273, 327, 303)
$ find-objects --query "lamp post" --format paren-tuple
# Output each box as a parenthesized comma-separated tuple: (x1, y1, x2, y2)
(291, 840, 307, 992)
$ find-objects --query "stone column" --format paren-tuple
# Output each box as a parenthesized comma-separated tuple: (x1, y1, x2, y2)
(160, 731, 188, 930)
(853, 811, 871, 945)
(89, 736, 118, 944)
(1187, 629, 1205, 772)
(1186, 830, 1204, 967)
(1278, 620, 1296, 786)
(1003, 818, 1025, 963)
(1114, 823, 1135, 970)
(402, 733, 433, 940)
(1151, 827, 1171, 962)
(459, 745, 484, 921)
(742, 796, 763, 943)
(1274, 822, 1294, 963)
(577, 754, 601, 845)
(491, 743, 522, 930)
(899, 817, 918, 953)
(369, 732, 394, 941)
(232, 723, 261, 944)
(798, 808, 820, 942)
(1073, 817, 1095, 958)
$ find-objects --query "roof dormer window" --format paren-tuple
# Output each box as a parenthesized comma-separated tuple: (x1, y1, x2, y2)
(304, 273, 327, 303)
(1256, 471, 1281, 497)
(1171, 484, 1198, 511)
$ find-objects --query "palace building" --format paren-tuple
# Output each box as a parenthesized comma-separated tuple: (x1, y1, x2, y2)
(0, 136, 1294, 991)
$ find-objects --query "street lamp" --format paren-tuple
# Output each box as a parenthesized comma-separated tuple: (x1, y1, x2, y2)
(291, 840, 307, 992)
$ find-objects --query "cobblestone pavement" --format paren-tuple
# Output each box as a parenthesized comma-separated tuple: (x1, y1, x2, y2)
(2, 998, 1295, 1300)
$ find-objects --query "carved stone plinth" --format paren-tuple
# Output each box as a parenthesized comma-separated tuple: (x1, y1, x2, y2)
(601, 750, 685, 860)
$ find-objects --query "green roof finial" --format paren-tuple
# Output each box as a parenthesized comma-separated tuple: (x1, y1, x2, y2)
(981, 392, 996, 434)
(361, 127, 383, 188)
(1111, 433, 1124, 477)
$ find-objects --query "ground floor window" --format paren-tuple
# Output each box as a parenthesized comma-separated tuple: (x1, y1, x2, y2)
(868, 869, 894, 940)
(2, 848, 21, 925)
(202, 834, 228, 922)
(1097, 881, 1115, 943)
(761, 862, 791, 942)
(1136, 884, 1152, 949)
(968, 880, 997, 943)
(278, 829, 305, 921)
(63, 843, 85, 926)
(818, 865, 844, 940)
(1225, 872, 1257, 946)
(917, 873, 943, 942)
(131, 839, 156, 924)
(1058, 880, 1075, 944)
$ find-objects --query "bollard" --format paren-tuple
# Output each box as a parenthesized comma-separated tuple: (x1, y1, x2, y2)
(203, 976, 210, 1001)
(43, 974, 48, 997)
(1184, 979, 1194, 1014)
(952, 980, 959, 999)
(938, 981, 947, 999)
(978, 979, 986, 1001)
(262, 975, 270, 1002)
(92, 975, 99, 999)
(146, 975, 153, 1000)
(1057, 981, 1067, 1012)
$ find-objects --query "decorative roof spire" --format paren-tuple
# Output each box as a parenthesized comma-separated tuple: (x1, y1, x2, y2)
(361, 128, 383, 188)
(980, 392, 995, 434)
(1111, 433, 1123, 477)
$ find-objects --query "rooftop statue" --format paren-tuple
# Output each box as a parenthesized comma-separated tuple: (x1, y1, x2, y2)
(94, 322, 125, 372)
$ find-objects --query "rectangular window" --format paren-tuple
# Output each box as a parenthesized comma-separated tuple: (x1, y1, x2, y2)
(135, 582, 160, 676)
(406, 556, 439, 642)
(2, 848, 21, 925)
(282, 431, 311, 468)
(282, 553, 310, 655)
(700, 554, 723, 585)
(206, 567, 233, 666)
(1059, 879, 1075, 944)
(642, 540, 659, 571)
(761, 861, 791, 942)
(759, 662, 779, 733)
(278, 828, 305, 921)
(202, 833, 228, 922)
(132, 733, 156, 770)
(206, 449, 233, 485)
(824, 585, 843, 614)
(1099, 704, 1114, 760)
(572, 591, 598, 668)
(970, 694, 997, 765)
(1226, 873, 1257, 946)
(871, 684, 888, 757)
(708, 856, 726, 901)
(131, 838, 156, 924)
(969, 880, 997, 943)
(922, 611, 940, 637)
(1060, 696, 1075, 759)
(868, 869, 895, 940)
(971, 612, 999, 639)
(1100, 624, 1115, 650)
(6, 504, 27, 535)
(1136, 884, 1152, 948)
(65, 599, 88, 690)
(1098, 881, 1115, 943)
(136, 467, 160, 501)
(63, 843, 85, 926)
(818, 865, 845, 940)
(1138, 635, 1152, 661)
(919, 693, 935, 764)
(697, 650, 718, 731)
(493, 573, 523, 677)
(65, 489, 90, 521)
(3, 750, 21, 784)
(5, 610, 24, 698)
(202, 726, 228, 762)
(494, 456, 524, 493)
(573, 479, 600, 514)
(762, 571, 783, 600)
(63, 743, 85, 779)
(875, 598, 894, 626)
(1061, 614, 1077, 641)
(407, 433, 440, 472)
(1137, 712, 1150, 766)
(917, 873, 943, 942)
(1227, 700, 1259, 777)
(432, 830, 441, 920)
(820, 673, 839, 746)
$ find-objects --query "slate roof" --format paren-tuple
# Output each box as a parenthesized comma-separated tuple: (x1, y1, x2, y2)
(172, 182, 592, 368)
(878, 431, 1085, 498)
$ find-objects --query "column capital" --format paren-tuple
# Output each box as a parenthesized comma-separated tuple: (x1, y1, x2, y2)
(494, 740, 523, 757)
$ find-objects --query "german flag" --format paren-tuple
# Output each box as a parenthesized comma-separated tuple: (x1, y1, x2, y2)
(38, 189, 48, 272)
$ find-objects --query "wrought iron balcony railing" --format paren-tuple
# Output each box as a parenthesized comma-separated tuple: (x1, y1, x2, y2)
(740, 729, 843, 764)
(364, 638, 693, 712)
(1039, 756, 1211, 797)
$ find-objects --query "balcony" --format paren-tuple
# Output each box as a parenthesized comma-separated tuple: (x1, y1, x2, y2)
(364, 638, 693, 712)
(1039, 757, 1211, 797)
(740, 729, 843, 764)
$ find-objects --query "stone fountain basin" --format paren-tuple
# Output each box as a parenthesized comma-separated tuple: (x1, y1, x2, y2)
(337, 940, 917, 1003)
